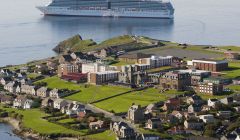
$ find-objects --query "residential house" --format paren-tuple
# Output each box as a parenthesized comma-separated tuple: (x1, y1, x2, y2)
(127, 104, 144, 123)
(186, 95, 204, 105)
(208, 99, 220, 108)
(23, 99, 33, 109)
(221, 133, 239, 140)
(41, 98, 54, 108)
(4, 82, 19, 93)
(232, 128, 240, 140)
(53, 99, 68, 110)
(198, 114, 215, 123)
(170, 110, 183, 120)
(233, 79, 240, 85)
(110, 121, 135, 139)
(36, 87, 50, 98)
(0, 69, 14, 77)
(167, 126, 189, 135)
(61, 102, 74, 114)
(34, 64, 48, 74)
(184, 119, 204, 130)
(49, 88, 64, 98)
(13, 96, 33, 109)
(0, 77, 12, 85)
(162, 98, 181, 111)
(62, 102, 85, 116)
(70, 52, 97, 63)
(183, 112, 196, 120)
(145, 118, 161, 129)
(21, 85, 38, 96)
(59, 54, 74, 64)
(201, 105, 211, 112)
(89, 120, 104, 130)
(234, 106, 240, 113)
(145, 103, 157, 114)
(188, 104, 202, 113)
(220, 97, 234, 105)
(15, 84, 21, 93)
(46, 60, 58, 70)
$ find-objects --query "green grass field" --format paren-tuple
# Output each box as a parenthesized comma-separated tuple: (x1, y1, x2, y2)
(227, 85, 240, 91)
(146, 66, 173, 73)
(37, 76, 131, 103)
(0, 107, 86, 135)
(111, 60, 135, 66)
(93, 88, 184, 113)
(197, 93, 233, 100)
(27, 73, 40, 79)
(87, 130, 116, 140)
(0, 107, 116, 139)
(222, 62, 240, 79)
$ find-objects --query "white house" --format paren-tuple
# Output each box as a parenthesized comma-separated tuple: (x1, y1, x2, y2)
(53, 99, 68, 110)
(208, 99, 220, 108)
(23, 99, 33, 109)
(49, 88, 64, 98)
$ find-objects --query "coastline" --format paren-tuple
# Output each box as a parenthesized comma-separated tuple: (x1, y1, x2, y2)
(0, 117, 40, 140)
(0, 117, 82, 140)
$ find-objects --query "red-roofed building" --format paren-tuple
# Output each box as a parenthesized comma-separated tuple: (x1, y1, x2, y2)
(62, 73, 87, 83)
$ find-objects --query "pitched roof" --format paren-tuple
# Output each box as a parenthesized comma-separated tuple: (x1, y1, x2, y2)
(61, 55, 73, 62)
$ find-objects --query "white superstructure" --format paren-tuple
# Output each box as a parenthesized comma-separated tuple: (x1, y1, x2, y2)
(37, 0, 174, 18)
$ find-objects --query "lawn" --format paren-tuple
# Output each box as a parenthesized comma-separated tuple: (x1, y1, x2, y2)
(220, 46, 240, 52)
(146, 66, 174, 73)
(0, 107, 86, 135)
(228, 85, 240, 91)
(87, 130, 116, 140)
(93, 88, 184, 113)
(111, 60, 135, 66)
(0, 107, 116, 139)
(222, 62, 240, 79)
(57, 118, 75, 124)
(197, 92, 234, 100)
(27, 73, 40, 79)
(37, 76, 131, 103)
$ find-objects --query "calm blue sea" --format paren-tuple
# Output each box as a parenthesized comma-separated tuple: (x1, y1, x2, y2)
(0, 0, 240, 66)
(0, 123, 22, 140)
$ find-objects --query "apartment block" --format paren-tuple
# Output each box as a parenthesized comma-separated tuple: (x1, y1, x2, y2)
(58, 63, 81, 77)
(88, 71, 119, 85)
(139, 55, 173, 68)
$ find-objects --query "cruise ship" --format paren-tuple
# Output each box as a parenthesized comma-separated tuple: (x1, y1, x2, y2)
(37, 0, 174, 18)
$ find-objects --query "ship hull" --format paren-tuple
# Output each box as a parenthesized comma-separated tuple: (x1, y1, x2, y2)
(37, 6, 174, 19)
